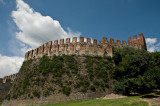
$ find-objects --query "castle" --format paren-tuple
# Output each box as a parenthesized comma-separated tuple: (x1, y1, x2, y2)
(1, 33, 147, 84)
(1, 33, 147, 105)
(25, 33, 147, 61)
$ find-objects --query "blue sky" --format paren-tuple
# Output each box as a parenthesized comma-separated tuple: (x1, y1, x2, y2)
(0, 0, 160, 77)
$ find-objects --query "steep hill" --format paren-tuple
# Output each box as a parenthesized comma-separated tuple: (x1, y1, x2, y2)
(4, 55, 114, 105)
(3, 47, 160, 106)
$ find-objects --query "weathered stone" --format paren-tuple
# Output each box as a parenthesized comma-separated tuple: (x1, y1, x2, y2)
(24, 34, 147, 61)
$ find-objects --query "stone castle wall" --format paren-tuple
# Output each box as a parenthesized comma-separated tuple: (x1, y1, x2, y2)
(25, 33, 147, 61)
(2, 74, 18, 83)
(1, 33, 147, 105)
(128, 33, 147, 50)
(0, 74, 17, 101)
(1, 33, 147, 83)
(0, 78, 12, 102)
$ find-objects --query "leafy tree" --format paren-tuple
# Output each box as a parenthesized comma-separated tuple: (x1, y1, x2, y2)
(113, 47, 160, 95)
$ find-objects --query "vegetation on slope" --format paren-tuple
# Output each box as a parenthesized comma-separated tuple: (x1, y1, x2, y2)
(6, 55, 114, 100)
(38, 95, 148, 106)
(113, 47, 160, 95)
(5, 47, 160, 101)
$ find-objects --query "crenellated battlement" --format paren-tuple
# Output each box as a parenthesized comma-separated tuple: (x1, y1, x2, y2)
(128, 33, 147, 50)
(0, 77, 13, 102)
(25, 33, 147, 61)
(2, 73, 18, 83)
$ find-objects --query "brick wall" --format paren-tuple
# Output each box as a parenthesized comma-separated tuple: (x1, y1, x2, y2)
(128, 33, 147, 50)
(25, 33, 147, 61)
(2, 74, 18, 83)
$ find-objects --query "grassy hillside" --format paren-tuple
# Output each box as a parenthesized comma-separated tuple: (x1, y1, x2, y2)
(38, 96, 148, 106)
(6, 55, 114, 100)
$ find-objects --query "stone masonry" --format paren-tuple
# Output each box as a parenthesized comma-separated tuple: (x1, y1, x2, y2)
(2, 74, 18, 83)
(0, 78, 12, 102)
(25, 33, 147, 61)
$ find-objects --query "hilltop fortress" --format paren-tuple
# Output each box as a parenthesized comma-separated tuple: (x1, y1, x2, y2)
(1, 33, 148, 105)
(1, 33, 147, 84)
(25, 33, 147, 61)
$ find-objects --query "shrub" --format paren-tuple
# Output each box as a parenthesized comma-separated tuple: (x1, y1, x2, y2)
(43, 90, 50, 97)
(81, 88, 87, 93)
(90, 85, 96, 92)
(74, 83, 81, 89)
(33, 91, 40, 98)
(113, 80, 131, 95)
(93, 80, 100, 87)
(62, 86, 71, 96)
(12, 94, 18, 99)
(5, 94, 11, 100)
(47, 87, 55, 92)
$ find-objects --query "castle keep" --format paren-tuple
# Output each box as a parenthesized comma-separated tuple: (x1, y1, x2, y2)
(24, 33, 147, 61)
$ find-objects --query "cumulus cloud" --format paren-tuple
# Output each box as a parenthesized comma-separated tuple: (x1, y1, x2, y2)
(146, 38, 157, 45)
(0, 0, 81, 78)
(146, 38, 160, 52)
(12, 0, 81, 49)
(0, 54, 23, 78)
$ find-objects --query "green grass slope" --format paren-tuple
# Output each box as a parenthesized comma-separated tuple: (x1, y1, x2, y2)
(39, 96, 148, 106)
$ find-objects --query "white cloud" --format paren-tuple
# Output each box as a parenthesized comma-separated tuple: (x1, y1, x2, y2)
(12, 0, 81, 49)
(0, 54, 23, 78)
(146, 38, 157, 45)
(146, 38, 160, 52)
(0, 0, 81, 78)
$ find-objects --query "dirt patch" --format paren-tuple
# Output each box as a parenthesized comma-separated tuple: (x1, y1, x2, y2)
(141, 92, 160, 106)
(103, 93, 127, 99)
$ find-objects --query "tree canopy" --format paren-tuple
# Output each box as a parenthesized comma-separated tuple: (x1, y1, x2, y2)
(113, 47, 160, 95)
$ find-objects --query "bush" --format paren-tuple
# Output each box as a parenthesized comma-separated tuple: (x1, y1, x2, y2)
(74, 83, 81, 89)
(90, 85, 96, 92)
(48, 87, 55, 92)
(5, 94, 11, 100)
(93, 80, 100, 87)
(81, 88, 87, 93)
(12, 94, 18, 99)
(113, 80, 131, 95)
(62, 86, 71, 96)
(33, 91, 40, 98)
(43, 90, 50, 97)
